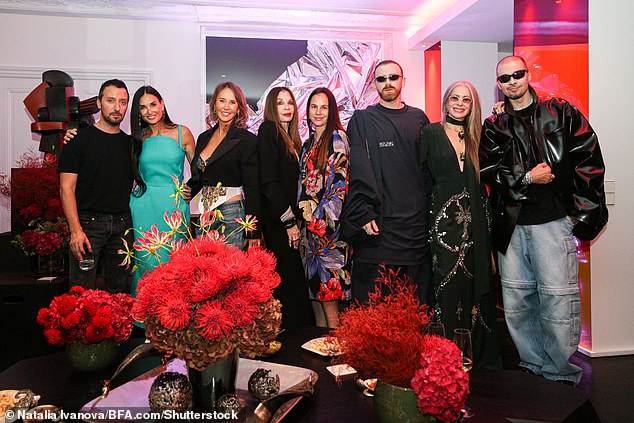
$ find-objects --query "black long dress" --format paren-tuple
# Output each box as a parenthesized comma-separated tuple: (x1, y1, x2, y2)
(420, 123, 501, 369)
(257, 120, 313, 327)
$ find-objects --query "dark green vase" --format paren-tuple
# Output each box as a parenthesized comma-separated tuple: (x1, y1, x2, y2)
(66, 339, 118, 373)
(187, 351, 238, 411)
(374, 380, 435, 423)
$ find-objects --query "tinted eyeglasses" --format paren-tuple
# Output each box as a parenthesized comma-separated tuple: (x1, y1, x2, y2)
(448, 95, 472, 104)
(375, 74, 402, 83)
(497, 69, 528, 83)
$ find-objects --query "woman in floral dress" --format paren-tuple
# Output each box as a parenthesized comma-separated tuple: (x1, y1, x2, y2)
(298, 87, 351, 328)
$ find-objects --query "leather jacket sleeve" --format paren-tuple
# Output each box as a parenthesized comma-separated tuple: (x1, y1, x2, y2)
(480, 115, 528, 202)
(563, 102, 608, 240)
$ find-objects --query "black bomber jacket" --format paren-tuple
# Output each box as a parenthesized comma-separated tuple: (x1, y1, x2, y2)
(479, 86, 608, 253)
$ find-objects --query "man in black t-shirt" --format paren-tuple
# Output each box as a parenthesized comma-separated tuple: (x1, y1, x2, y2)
(342, 60, 432, 304)
(58, 79, 134, 293)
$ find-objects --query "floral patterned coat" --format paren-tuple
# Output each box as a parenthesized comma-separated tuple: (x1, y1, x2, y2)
(298, 129, 351, 302)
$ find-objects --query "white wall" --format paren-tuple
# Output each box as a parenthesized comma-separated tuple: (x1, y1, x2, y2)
(0, 12, 424, 233)
(588, 0, 634, 355)
(390, 31, 426, 109)
(0, 14, 204, 130)
(0, 13, 203, 232)
(441, 41, 498, 120)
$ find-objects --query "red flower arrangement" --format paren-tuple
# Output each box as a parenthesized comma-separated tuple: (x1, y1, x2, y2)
(131, 235, 282, 370)
(412, 336, 470, 423)
(37, 286, 135, 346)
(14, 218, 69, 256)
(333, 267, 429, 387)
(0, 149, 69, 256)
(332, 267, 469, 423)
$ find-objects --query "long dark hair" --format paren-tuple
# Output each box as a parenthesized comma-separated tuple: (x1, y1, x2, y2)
(129, 85, 176, 197)
(207, 81, 248, 129)
(305, 87, 345, 171)
(263, 87, 301, 158)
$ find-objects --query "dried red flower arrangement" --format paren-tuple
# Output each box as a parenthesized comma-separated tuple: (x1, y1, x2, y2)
(332, 267, 470, 423)
(332, 267, 430, 387)
(37, 286, 135, 345)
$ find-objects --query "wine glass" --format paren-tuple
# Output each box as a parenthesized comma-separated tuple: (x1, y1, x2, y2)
(453, 328, 474, 418)
(426, 322, 446, 337)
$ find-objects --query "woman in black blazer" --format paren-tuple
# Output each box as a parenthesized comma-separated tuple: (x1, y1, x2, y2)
(257, 87, 313, 327)
(188, 81, 260, 249)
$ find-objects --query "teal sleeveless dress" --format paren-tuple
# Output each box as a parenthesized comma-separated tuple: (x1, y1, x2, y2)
(130, 125, 190, 296)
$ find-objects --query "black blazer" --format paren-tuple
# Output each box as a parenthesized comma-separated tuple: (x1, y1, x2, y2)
(257, 120, 301, 220)
(187, 124, 261, 238)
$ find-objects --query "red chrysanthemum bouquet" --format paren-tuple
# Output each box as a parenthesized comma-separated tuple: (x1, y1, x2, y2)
(332, 267, 469, 423)
(131, 235, 282, 370)
(37, 286, 135, 345)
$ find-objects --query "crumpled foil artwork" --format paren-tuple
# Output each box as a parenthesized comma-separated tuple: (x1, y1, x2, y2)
(246, 40, 382, 139)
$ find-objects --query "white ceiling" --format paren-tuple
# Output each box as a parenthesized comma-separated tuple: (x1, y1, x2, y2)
(0, 0, 513, 49)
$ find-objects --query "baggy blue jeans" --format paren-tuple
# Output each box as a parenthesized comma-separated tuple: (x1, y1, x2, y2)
(498, 217, 582, 384)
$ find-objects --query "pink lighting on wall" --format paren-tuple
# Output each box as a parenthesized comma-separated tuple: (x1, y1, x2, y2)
(424, 43, 442, 123)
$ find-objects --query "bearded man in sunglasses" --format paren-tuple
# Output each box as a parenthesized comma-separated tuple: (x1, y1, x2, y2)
(342, 60, 432, 305)
(480, 55, 608, 386)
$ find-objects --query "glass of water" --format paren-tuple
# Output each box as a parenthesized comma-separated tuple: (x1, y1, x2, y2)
(79, 251, 95, 271)
(426, 322, 446, 338)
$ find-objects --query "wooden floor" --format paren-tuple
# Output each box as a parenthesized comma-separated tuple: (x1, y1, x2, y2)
(497, 317, 634, 423)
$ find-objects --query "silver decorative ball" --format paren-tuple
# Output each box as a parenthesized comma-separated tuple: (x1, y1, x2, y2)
(248, 368, 280, 401)
(148, 371, 193, 412)
(217, 393, 242, 415)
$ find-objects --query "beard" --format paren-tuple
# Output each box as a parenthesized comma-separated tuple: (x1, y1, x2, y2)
(101, 111, 123, 126)
(379, 86, 401, 102)
(505, 85, 528, 101)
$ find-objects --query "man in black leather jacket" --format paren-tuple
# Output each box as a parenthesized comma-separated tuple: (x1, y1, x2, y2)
(480, 56, 608, 386)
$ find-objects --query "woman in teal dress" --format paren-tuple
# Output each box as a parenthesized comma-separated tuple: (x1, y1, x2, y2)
(129, 86, 195, 295)
(419, 81, 501, 369)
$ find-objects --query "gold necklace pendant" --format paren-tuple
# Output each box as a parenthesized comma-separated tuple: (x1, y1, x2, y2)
(460, 150, 465, 161)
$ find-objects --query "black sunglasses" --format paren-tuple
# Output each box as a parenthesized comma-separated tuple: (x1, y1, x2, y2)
(375, 74, 402, 83)
(497, 69, 528, 83)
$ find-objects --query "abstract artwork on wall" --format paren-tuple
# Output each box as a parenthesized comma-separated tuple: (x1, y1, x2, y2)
(206, 37, 382, 139)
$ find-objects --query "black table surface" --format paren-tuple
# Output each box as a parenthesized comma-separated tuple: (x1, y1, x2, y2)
(0, 325, 599, 423)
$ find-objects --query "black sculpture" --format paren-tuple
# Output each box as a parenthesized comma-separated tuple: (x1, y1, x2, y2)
(23, 70, 98, 157)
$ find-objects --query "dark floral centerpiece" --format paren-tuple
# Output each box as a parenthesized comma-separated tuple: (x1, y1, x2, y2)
(13, 218, 69, 257)
(332, 268, 470, 423)
(37, 286, 135, 372)
(0, 150, 69, 272)
(37, 286, 135, 346)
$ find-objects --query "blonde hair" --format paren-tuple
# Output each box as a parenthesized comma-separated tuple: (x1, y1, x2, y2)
(442, 80, 482, 176)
